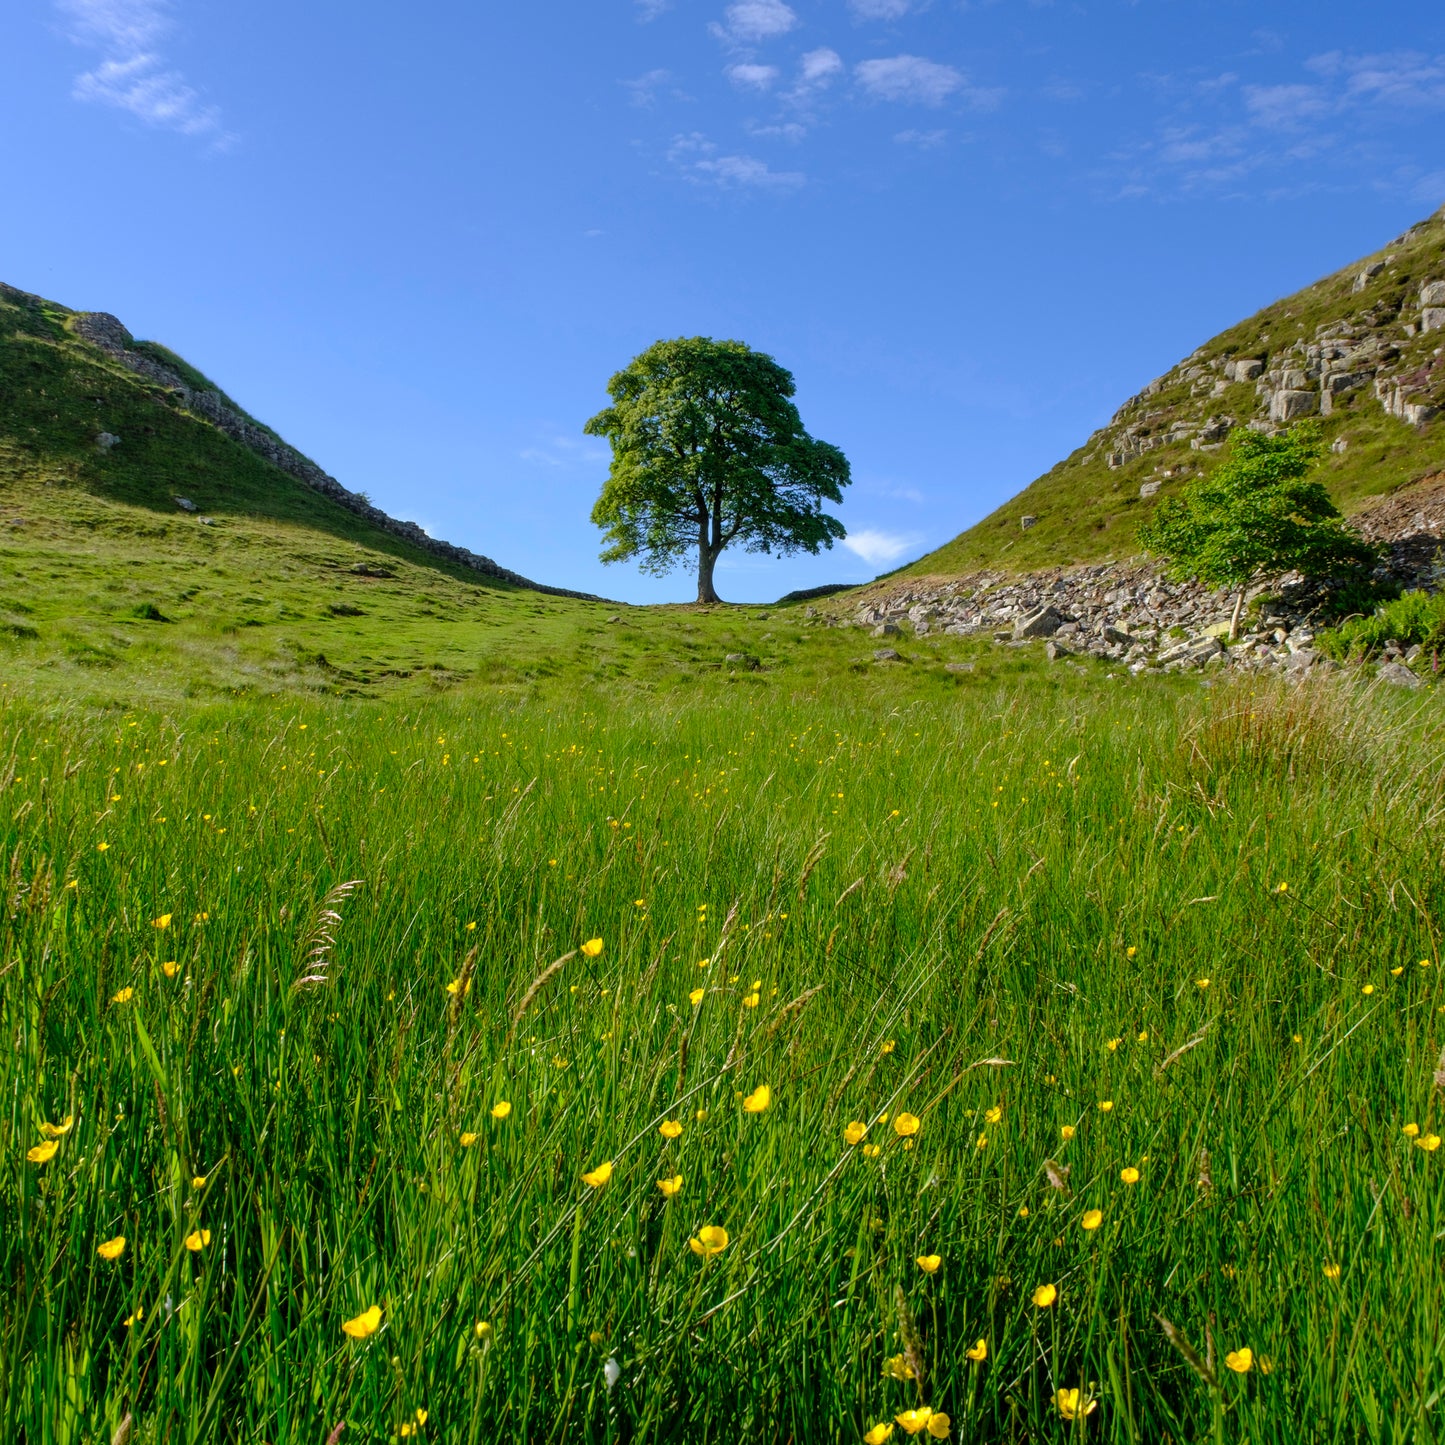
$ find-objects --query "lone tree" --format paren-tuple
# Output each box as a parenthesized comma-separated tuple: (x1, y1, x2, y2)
(585, 337, 850, 604)
(1138, 424, 1377, 639)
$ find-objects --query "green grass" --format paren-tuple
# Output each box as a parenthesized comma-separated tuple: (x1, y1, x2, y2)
(1318, 590, 1445, 662)
(4, 673, 1444, 1441)
(907, 212, 1445, 579)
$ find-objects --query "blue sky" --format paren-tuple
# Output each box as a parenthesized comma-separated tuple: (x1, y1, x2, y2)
(3, 1, 1444, 602)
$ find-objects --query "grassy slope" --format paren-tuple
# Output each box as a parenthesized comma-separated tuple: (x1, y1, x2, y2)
(909, 211, 1445, 579)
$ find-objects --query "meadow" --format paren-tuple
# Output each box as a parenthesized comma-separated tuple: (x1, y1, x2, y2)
(3, 671, 1444, 1443)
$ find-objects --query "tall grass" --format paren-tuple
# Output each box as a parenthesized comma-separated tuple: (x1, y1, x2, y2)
(2, 677, 1443, 1442)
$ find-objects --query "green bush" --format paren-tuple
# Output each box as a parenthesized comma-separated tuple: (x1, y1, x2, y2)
(1317, 588, 1445, 659)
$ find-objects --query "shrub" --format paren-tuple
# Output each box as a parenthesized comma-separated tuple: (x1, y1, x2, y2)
(1316, 589, 1445, 659)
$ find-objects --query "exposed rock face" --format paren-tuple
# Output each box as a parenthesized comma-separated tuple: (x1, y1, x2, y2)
(67, 311, 598, 600)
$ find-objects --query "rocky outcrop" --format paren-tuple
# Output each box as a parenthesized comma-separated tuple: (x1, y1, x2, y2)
(837, 476, 1445, 680)
(65, 310, 599, 600)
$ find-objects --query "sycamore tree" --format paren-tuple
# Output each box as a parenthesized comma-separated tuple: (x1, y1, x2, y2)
(1138, 424, 1378, 639)
(585, 337, 850, 604)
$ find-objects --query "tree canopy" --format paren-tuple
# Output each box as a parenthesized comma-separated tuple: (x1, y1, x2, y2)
(585, 337, 850, 603)
(1137, 424, 1378, 637)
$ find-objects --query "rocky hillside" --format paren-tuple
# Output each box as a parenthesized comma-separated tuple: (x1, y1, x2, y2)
(0, 281, 592, 598)
(910, 206, 1445, 577)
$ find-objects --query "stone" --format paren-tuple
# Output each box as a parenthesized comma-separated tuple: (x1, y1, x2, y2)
(872, 622, 901, 637)
(1420, 280, 1445, 308)
(873, 648, 903, 663)
(1045, 639, 1073, 662)
(97, 432, 121, 451)
(349, 562, 396, 578)
(725, 653, 759, 669)
(1013, 605, 1066, 640)
(1422, 309, 1445, 334)
(1352, 262, 1386, 293)
(1269, 390, 1318, 424)
(945, 661, 975, 673)
(173, 496, 197, 512)
(72, 312, 133, 350)
(1282, 368, 1309, 391)
(1020, 515, 1039, 531)
(1331, 436, 1349, 453)
(1378, 660, 1422, 689)
(1102, 626, 1133, 646)
(1233, 358, 1265, 381)
(1139, 480, 1161, 499)
(605, 615, 621, 624)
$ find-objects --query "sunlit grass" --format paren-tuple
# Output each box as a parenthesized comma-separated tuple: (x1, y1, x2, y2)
(3, 676, 1443, 1441)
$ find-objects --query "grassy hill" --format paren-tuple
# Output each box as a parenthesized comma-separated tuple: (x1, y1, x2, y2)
(908, 206, 1445, 579)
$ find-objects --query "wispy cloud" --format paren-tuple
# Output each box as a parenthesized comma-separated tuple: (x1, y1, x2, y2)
(1121, 51, 1445, 198)
(711, 0, 798, 43)
(849, 0, 916, 18)
(625, 68, 688, 108)
(635, 0, 672, 18)
(894, 127, 947, 147)
(842, 528, 920, 566)
(854, 55, 1001, 109)
(669, 132, 805, 188)
(520, 434, 610, 469)
(56, 0, 226, 140)
(728, 63, 780, 91)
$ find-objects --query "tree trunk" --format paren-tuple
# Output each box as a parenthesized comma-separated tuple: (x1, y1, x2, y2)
(1229, 587, 1246, 642)
(696, 546, 722, 605)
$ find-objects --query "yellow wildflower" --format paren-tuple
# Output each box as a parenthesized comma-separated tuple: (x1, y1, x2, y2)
(882, 1354, 914, 1381)
(111, 987, 134, 1004)
(97, 1236, 126, 1261)
(742, 1085, 771, 1113)
(1323, 1262, 1341, 1280)
(460, 1133, 479, 1148)
(1060, 1125, 1076, 1141)
(1415, 1133, 1441, 1152)
(689, 987, 705, 1006)
(659, 1119, 683, 1139)
(582, 1161, 614, 1188)
(1362, 984, 1375, 996)
(192, 1175, 206, 1189)
(893, 1112, 920, 1138)
(1081, 1209, 1103, 1231)
(162, 961, 179, 978)
(445, 977, 470, 997)
(27, 1140, 59, 1165)
(657, 1175, 683, 1198)
(1196, 978, 1210, 989)
(863, 1143, 881, 1157)
(1121, 1166, 1140, 1185)
(580, 938, 603, 958)
(894, 1407, 937, 1436)
(743, 992, 760, 1008)
(1403, 1123, 1420, 1137)
(342, 1305, 382, 1339)
(1225, 1347, 1253, 1374)
(1098, 1100, 1114, 1113)
(1137, 1029, 1149, 1042)
(966, 1338, 987, 1361)
(184, 1229, 211, 1252)
(916, 1254, 941, 1274)
(1056, 1389, 1097, 1421)
(689, 1224, 729, 1257)
(491, 1101, 512, 1120)
(844, 1121, 868, 1145)
(123, 1307, 143, 1327)
(1032, 1283, 1057, 1308)
(984, 1105, 1002, 1124)
(926, 1415, 950, 1440)
(863, 1426, 895, 1445)
(881, 1039, 896, 1055)
(152, 914, 171, 930)
(39, 1116, 74, 1139)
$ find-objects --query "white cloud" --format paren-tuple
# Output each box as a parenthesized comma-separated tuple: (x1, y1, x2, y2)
(715, 0, 798, 42)
(856, 55, 964, 106)
(894, 127, 947, 147)
(799, 48, 843, 85)
(57, 0, 226, 139)
(728, 63, 780, 90)
(849, 0, 915, 17)
(668, 132, 804, 188)
(624, 69, 680, 107)
(635, 0, 671, 17)
(842, 529, 919, 566)
(1242, 82, 1330, 130)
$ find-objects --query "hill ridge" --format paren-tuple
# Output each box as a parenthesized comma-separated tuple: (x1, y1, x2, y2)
(0, 281, 600, 602)
(909, 205, 1445, 578)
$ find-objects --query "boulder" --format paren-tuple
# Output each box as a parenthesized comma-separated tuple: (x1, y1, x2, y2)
(97, 432, 121, 451)
(873, 648, 903, 663)
(1013, 605, 1066, 640)
(872, 622, 901, 638)
(1420, 280, 1445, 308)
(1044, 639, 1073, 662)
(1233, 358, 1265, 381)
(1378, 660, 1422, 689)
(1352, 262, 1386, 293)
(1269, 390, 1318, 424)
(725, 653, 759, 669)
(1139, 480, 1161, 499)
(1020, 515, 1039, 531)
(1422, 309, 1445, 335)
(944, 661, 975, 674)
(173, 496, 197, 512)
